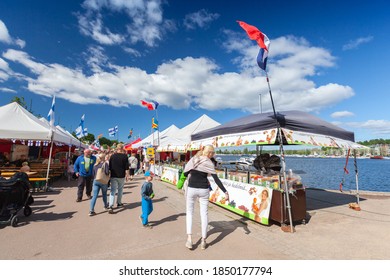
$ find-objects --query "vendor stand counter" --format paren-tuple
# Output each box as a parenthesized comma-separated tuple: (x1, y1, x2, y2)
(209, 170, 306, 226)
(159, 164, 184, 185)
(157, 165, 307, 227)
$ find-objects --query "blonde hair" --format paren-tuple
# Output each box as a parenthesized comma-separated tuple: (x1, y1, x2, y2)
(95, 153, 106, 165)
(196, 145, 215, 157)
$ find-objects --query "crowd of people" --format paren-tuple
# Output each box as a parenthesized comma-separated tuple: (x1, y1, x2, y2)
(70, 144, 227, 250)
(1, 143, 229, 250)
(72, 144, 155, 225)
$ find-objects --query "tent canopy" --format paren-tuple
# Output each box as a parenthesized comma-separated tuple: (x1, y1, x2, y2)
(0, 102, 87, 147)
(157, 114, 220, 152)
(192, 111, 354, 141)
(0, 102, 53, 141)
(191, 110, 365, 149)
(132, 124, 180, 149)
(177, 114, 221, 142)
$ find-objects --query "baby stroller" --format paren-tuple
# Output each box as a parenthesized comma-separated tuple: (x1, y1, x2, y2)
(0, 172, 34, 227)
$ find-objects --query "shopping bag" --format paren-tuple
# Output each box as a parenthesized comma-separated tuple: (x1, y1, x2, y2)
(176, 172, 187, 189)
(95, 164, 110, 184)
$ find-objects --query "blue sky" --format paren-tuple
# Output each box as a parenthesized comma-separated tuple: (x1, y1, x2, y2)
(0, 0, 389, 143)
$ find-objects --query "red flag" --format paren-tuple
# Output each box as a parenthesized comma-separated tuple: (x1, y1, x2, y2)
(237, 21, 269, 50)
(237, 20, 270, 70)
(141, 100, 159, 110)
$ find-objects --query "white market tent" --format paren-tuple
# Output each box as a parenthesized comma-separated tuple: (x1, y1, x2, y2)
(0, 102, 60, 141)
(132, 124, 181, 149)
(157, 114, 220, 152)
(0, 102, 85, 147)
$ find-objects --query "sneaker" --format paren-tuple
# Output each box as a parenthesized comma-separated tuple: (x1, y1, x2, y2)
(89, 211, 96, 216)
(76, 198, 82, 202)
(185, 240, 193, 250)
(108, 207, 114, 214)
(138, 215, 143, 225)
(87, 195, 92, 199)
(143, 224, 153, 229)
(117, 203, 124, 207)
(201, 240, 207, 250)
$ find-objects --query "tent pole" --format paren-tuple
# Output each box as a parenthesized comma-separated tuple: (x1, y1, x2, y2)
(45, 133, 54, 191)
(353, 149, 360, 205)
(266, 71, 294, 233)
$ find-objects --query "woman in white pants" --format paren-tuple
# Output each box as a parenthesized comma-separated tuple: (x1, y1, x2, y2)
(183, 145, 229, 250)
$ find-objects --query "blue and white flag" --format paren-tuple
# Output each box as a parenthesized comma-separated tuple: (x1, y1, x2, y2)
(47, 95, 55, 127)
(75, 114, 88, 138)
(108, 125, 118, 137)
(92, 138, 100, 148)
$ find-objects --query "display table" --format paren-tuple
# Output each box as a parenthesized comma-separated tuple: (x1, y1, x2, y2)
(160, 166, 181, 185)
(269, 189, 306, 225)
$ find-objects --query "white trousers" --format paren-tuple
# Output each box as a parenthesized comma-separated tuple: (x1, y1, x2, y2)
(186, 187, 210, 239)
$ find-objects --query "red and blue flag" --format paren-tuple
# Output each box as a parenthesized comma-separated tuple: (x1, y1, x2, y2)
(237, 21, 270, 71)
(141, 100, 159, 111)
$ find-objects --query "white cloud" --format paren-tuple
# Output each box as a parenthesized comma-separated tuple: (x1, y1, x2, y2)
(0, 20, 26, 48)
(0, 57, 12, 81)
(183, 9, 220, 30)
(77, 0, 174, 48)
(0, 87, 16, 93)
(347, 120, 390, 135)
(83, 45, 110, 73)
(342, 36, 373, 51)
(0, 20, 12, 44)
(77, 13, 125, 45)
(2, 32, 355, 115)
(331, 111, 355, 118)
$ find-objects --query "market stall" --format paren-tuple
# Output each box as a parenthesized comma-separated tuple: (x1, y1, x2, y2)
(154, 114, 221, 178)
(190, 110, 366, 229)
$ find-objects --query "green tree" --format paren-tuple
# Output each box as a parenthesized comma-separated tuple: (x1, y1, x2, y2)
(10, 96, 27, 108)
(83, 133, 95, 144)
(71, 132, 95, 144)
(98, 137, 111, 146)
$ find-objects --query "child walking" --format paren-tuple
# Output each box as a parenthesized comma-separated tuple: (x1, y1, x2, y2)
(139, 171, 154, 229)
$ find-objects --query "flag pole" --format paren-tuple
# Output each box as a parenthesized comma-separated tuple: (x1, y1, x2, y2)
(265, 71, 294, 233)
(155, 108, 160, 146)
(45, 132, 54, 191)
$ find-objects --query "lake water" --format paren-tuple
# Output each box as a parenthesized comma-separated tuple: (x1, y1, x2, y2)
(216, 155, 390, 193)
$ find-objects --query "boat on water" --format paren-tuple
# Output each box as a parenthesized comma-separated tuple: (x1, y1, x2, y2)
(236, 156, 256, 166)
(370, 155, 384, 159)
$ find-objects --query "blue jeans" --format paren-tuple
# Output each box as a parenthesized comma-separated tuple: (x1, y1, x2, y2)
(109, 177, 125, 207)
(90, 180, 108, 212)
(141, 197, 153, 225)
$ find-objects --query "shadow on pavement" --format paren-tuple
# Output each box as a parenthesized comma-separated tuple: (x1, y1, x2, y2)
(150, 212, 185, 227)
(306, 188, 366, 211)
(206, 217, 251, 248)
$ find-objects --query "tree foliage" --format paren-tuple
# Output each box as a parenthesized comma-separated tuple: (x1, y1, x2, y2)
(358, 139, 390, 146)
(10, 96, 27, 109)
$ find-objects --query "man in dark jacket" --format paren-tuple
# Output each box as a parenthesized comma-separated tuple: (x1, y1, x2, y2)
(108, 144, 129, 213)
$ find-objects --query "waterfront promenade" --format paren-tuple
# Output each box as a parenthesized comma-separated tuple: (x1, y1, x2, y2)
(1, 175, 390, 260)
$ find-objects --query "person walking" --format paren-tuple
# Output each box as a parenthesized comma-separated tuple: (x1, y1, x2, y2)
(74, 149, 96, 202)
(182, 145, 229, 250)
(89, 153, 110, 216)
(108, 143, 129, 213)
(139, 171, 154, 229)
(128, 152, 138, 180)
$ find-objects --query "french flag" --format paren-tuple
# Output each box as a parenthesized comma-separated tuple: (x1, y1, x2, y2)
(237, 21, 270, 71)
(141, 99, 159, 110)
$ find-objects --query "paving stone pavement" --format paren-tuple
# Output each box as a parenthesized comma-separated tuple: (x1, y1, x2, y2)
(1, 174, 390, 260)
